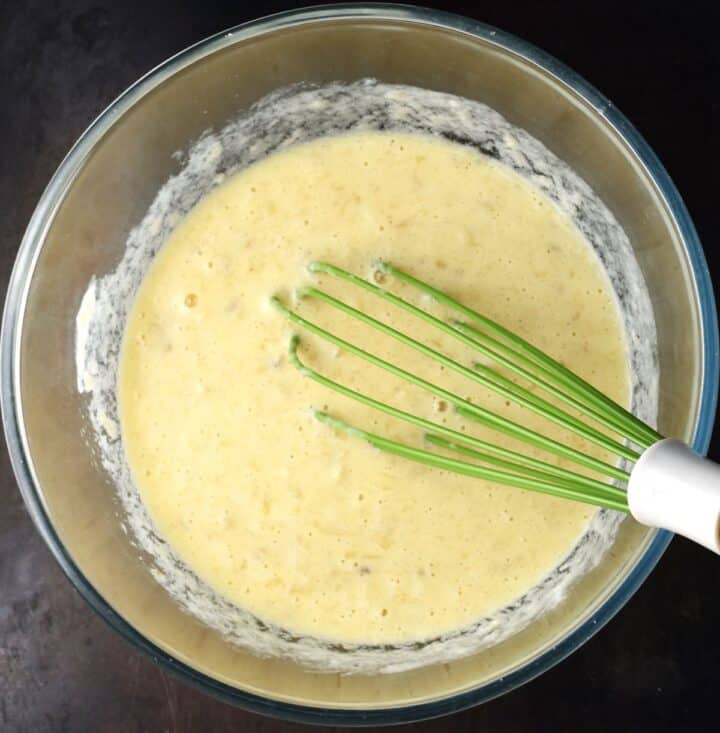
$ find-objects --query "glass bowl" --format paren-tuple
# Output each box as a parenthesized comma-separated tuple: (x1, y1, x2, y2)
(2, 4, 717, 725)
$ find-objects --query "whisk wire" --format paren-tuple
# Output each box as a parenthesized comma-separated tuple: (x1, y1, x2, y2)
(285, 333, 626, 496)
(301, 284, 640, 462)
(308, 262, 655, 448)
(376, 262, 660, 446)
(315, 412, 628, 512)
(271, 298, 629, 481)
(271, 262, 664, 513)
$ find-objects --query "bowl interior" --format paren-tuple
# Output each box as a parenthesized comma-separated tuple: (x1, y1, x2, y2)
(8, 10, 710, 718)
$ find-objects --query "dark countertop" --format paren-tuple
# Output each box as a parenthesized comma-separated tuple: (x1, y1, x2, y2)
(1, 1, 718, 731)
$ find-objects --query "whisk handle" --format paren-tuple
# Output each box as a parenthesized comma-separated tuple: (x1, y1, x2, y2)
(628, 439, 720, 554)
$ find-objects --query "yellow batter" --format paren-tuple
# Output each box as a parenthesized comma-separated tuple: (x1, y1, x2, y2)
(119, 132, 628, 645)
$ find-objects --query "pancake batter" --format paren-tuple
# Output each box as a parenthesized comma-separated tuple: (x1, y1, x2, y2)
(118, 132, 629, 645)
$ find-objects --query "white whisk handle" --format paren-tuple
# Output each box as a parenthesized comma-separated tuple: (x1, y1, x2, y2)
(628, 439, 720, 554)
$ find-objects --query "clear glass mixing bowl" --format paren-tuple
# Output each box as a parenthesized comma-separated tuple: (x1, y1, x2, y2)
(2, 4, 717, 725)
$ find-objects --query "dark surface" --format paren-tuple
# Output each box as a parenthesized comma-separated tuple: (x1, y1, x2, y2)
(1, 1, 719, 731)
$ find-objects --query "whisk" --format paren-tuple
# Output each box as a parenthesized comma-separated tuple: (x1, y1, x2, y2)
(271, 262, 720, 554)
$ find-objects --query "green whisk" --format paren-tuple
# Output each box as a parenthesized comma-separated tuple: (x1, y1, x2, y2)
(272, 262, 720, 553)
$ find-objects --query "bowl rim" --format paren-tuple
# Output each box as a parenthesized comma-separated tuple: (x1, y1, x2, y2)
(2, 3, 718, 726)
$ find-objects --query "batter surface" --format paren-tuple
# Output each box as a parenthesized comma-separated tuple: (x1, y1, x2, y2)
(119, 132, 629, 645)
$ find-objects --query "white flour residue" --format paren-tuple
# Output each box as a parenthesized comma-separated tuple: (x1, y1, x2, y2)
(75, 80, 658, 674)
